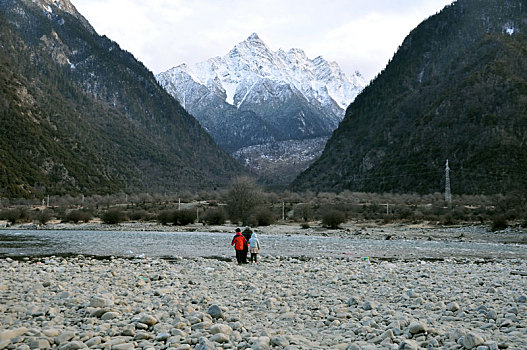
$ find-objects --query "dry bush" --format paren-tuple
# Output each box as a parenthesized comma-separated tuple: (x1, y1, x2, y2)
(101, 208, 125, 225)
(322, 209, 346, 229)
(251, 207, 275, 227)
(202, 208, 226, 225)
(173, 209, 196, 226)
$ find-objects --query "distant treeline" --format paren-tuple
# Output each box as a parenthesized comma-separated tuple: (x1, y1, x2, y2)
(1, 177, 526, 232)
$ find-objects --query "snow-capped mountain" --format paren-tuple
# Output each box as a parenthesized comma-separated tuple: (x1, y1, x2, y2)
(157, 33, 365, 150)
(156, 33, 365, 185)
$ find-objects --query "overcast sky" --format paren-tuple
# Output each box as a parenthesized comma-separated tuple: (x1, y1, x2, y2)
(72, 0, 454, 81)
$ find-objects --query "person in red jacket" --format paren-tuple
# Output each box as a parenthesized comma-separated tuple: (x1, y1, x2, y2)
(231, 228, 248, 265)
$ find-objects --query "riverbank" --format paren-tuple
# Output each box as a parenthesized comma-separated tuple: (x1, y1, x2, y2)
(2, 220, 527, 245)
(1, 255, 526, 349)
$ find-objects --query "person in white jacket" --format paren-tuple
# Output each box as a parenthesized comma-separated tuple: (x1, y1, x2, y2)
(248, 233, 261, 263)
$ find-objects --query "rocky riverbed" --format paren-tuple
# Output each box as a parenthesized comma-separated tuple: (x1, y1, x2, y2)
(1, 255, 526, 350)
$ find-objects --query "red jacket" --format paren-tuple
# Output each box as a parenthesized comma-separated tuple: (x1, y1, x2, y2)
(231, 232, 247, 251)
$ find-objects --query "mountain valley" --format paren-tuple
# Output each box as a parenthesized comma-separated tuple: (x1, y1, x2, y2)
(156, 34, 365, 185)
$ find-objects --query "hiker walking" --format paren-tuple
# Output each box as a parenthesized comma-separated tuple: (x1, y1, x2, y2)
(231, 228, 248, 265)
(241, 227, 252, 264)
(248, 232, 261, 263)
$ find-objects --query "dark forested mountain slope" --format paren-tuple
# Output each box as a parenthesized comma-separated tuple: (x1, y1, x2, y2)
(0, 0, 243, 197)
(292, 0, 527, 195)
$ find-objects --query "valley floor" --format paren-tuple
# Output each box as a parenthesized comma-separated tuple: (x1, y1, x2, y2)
(1, 251, 526, 349)
(2, 220, 527, 246)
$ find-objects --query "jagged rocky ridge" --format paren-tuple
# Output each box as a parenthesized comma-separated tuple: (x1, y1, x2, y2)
(0, 0, 243, 197)
(292, 0, 527, 195)
(156, 34, 365, 185)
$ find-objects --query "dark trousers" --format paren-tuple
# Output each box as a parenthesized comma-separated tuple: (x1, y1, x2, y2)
(250, 253, 258, 263)
(235, 250, 244, 265)
(242, 247, 248, 264)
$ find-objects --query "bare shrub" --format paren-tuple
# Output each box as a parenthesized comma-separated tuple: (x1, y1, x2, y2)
(322, 209, 346, 229)
(202, 207, 226, 225)
(129, 209, 151, 221)
(157, 210, 174, 225)
(251, 207, 275, 227)
(38, 209, 54, 225)
(0, 208, 25, 224)
(491, 215, 508, 231)
(64, 209, 92, 224)
(440, 214, 455, 226)
(293, 203, 313, 222)
(173, 209, 195, 226)
(225, 177, 262, 225)
(101, 208, 125, 225)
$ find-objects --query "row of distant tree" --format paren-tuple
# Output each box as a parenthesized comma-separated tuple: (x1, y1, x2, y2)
(1, 177, 526, 231)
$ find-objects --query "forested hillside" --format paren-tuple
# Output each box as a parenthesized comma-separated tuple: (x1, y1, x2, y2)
(0, 0, 243, 198)
(292, 0, 527, 195)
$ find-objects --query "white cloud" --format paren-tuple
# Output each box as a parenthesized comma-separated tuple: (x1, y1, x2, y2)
(72, 0, 454, 80)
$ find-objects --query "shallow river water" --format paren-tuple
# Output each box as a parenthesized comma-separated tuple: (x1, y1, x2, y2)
(0, 229, 526, 260)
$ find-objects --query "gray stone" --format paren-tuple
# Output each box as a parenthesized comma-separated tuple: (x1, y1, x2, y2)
(100, 311, 120, 320)
(89, 296, 111, 308)
(284, 346, 299, 350)
(271, 336, 290, 347)
(346, 345, 361, 350)
(57, 341, 87, 350)
(485, 341, 499, 350)
(347, 296, 361, 306)
(191, 322, 212, 330)
(448, 328, 466, 342)
(210, 333, 229, 343)
(29, 338, 51, 349)
(135, 322, 149, 330)
(207, 305, 223, 319)
(134, 331, 153, 340)
(155, 332, 170, 341)
(112, 343, 136, 350)
(84, 336, 101, 347)
(486, 309, 497, 320)
(446, 302, 460, 312)
(42, 329, 60, 338)
(463, 332, 485, 349)
(139, 315, 158, 326)
(209, 324, 232, 335)
(251, 336, 270, 350)
(121, 328, 135, 336)
(408, 321, 428, 334)
(398, 339, 418, 350)
(360, 301, 377, 311)
(195, 336, 216, 350)
(175, 345, 192, 350)
(54, 331, 76, 345)
(171, 329, 188, 337)
(0, 328, 28, 343)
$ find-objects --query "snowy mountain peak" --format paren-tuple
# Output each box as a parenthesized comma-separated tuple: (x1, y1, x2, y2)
(157, 33, 365, 111)
(247, 32, 262, 42)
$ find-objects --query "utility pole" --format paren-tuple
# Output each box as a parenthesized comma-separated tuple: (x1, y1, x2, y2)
(445, 160, 452, 205)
